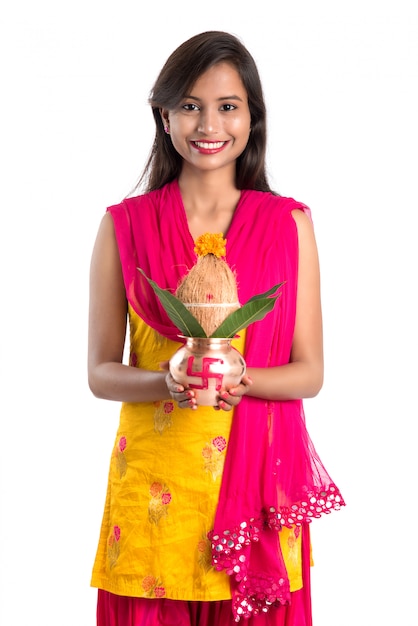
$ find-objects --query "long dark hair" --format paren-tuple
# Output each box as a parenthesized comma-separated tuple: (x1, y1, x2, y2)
(134, 31, 275, 194)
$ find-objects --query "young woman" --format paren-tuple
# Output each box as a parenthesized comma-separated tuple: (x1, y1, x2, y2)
(88, 30, 344, 626)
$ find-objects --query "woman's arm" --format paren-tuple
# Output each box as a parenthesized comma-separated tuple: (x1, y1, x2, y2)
(244, 208, 324, 401)
(87, 212, 170, 403)
(89, 208, 323, 408)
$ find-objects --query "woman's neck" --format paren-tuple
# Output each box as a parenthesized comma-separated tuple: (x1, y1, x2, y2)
(177, 172, 241, 240)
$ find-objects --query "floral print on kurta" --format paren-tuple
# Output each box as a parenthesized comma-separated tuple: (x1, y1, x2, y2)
(287, 526, 301, 566)
(148, 482, 172, 524)
(153, 400, 174, 434)
(197, 534, 213, 573)
(141, 575, 166, 598)
(107, 525, 121, 569)
(202, 436, 227, 479)
(115, 436, 127, 478)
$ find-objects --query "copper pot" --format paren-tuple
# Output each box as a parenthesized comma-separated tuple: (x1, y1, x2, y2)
(169, 337, 246, 407)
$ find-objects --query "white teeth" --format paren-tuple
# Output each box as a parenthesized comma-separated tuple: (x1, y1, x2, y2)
(194, 141, 225, 149)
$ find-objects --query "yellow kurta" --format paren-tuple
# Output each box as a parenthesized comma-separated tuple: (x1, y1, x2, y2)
(91, 307, 303, 600)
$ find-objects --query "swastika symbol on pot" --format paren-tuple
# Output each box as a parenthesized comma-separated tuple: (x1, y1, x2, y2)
(186, 356, 224, 390)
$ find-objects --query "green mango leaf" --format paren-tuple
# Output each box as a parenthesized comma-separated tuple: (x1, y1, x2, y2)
(244, 282, 285, 303)
(138, 269, 208, 338)
(212, 283, 284, 338)
(211, 294, 280, 338)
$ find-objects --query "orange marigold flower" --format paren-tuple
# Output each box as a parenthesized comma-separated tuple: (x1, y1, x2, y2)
(194, 233, 226, 258)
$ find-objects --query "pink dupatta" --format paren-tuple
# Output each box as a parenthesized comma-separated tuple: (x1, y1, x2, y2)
(108, 179, 345, 621)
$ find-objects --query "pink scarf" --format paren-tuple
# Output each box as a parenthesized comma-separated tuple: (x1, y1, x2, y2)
(108, 179, 345, 621)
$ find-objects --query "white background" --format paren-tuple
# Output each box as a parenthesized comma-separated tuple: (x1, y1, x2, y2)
(1, 1, 417, 625)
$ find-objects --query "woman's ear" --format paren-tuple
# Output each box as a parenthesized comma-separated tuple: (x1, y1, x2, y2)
(160, 109, 170, 133)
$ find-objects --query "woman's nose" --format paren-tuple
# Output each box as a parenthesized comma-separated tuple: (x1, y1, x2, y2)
(197, 109, 220, 134)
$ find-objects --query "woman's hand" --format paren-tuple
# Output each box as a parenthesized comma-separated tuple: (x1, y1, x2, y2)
(160, 362, 197, 410)
(165, 369, 198, 410)
(161, 361, 252, 411)
(215, 374, 253, 411)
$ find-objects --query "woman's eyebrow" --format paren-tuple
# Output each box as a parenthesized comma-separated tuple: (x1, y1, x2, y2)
(184, 94, 244, 102)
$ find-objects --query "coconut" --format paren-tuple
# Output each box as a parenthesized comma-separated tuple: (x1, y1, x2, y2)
(175, 234, 240, 337)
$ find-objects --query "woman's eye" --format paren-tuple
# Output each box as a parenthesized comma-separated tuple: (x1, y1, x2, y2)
(220, 104, 236, 112)
(182, 103, 199, 111)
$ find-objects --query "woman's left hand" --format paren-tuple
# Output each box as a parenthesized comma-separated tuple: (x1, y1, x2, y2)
(215, 374, 253, 411)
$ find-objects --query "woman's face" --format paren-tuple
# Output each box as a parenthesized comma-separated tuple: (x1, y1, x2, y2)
(161, 62, 252, 176)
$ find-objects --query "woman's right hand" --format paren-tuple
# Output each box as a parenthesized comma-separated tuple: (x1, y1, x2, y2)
(160, 361, 198, 410)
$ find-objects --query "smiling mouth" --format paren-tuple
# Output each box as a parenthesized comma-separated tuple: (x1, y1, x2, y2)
(192, 141, 226, 149)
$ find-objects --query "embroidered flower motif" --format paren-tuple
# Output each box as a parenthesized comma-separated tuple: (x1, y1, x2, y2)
(154, 586, 166, 598)
(149, 482, 163, 497)
(153, 401, 174, 434)
(194, 232, 226, 258)
(148, 482, 172, 524)
(141, 575, 166, 598)
(212, 436, 227, 452)
(197, 534, 213, 573)
(107, 525, 121, 569)
(142, 575, 156, 592)
(115, 436, 127, 478)
(202, 436, 227, 480)
(286, 529, 300, 566)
